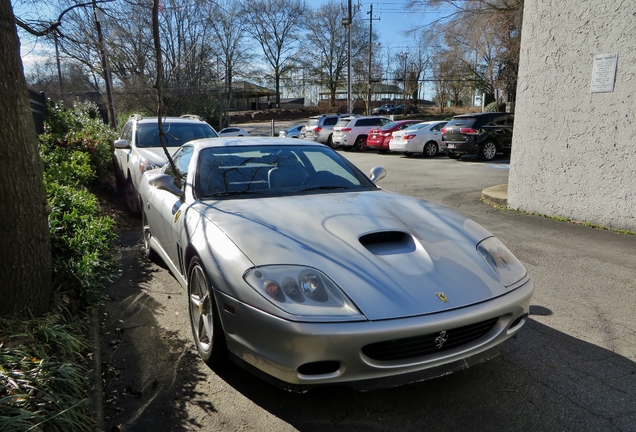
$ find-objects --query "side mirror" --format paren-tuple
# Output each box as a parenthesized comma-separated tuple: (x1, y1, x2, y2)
(369, 166, 386, 182)
(149, 174, 185, 199)
(114, 139, 130, 149)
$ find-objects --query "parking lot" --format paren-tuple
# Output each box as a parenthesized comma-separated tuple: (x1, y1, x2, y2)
(102, 122, 636, 431)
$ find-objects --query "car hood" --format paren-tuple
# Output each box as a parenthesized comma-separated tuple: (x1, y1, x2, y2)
(195, 191, 509, 320)
(136, 147, 180, 166)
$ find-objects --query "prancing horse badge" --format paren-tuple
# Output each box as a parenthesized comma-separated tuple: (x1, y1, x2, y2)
(436, 292, 449, 303)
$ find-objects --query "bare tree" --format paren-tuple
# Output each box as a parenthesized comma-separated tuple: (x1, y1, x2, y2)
(240, 0, 305, 108)
(303, 1, 371, 108)
(0, 0, 52, 317)
(205, 0, 252, 127)
(407, 0, 523, 104)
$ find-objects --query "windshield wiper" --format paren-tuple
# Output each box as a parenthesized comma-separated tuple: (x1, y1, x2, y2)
(203, 190, 264, 197)
(300, 185, 349, 192)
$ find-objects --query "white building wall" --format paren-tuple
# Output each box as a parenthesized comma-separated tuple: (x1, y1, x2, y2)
(508, 0, 636, 232)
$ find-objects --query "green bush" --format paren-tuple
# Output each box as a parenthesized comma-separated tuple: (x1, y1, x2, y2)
(46, 182, 116, 306)
(39, 101, 118, 180)
(484, 101, 507, 112)
(41, 147, 95, 187)
(1, 99, 119, 432)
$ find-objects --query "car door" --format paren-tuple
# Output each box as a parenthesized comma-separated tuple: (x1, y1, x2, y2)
(114, 121, 133, 181)
(485, 114, 514, 150)
(152, 145, 195, 268)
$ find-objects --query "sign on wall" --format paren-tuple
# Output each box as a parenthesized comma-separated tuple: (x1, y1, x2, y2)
(590, 53, 618, 93)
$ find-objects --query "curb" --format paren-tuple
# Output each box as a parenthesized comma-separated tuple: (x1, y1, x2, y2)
(481, 184, 508, 207)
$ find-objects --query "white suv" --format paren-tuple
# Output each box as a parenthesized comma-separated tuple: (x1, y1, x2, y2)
(332, 116, 392, 150)
(113, 114, 218, 214)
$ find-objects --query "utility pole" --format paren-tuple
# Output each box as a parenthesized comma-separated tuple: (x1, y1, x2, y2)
(93, 1, 117, 129)
(347, 0, 352, 113)
(367, 4, 379, 115)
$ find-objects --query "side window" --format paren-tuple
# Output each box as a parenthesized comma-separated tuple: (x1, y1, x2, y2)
(324, 117, 338, 126)
(165, 145, 194, 189)
(121, 122, 133, 142)
(493, 115, 513, 126)
(431, 123, 444, 132)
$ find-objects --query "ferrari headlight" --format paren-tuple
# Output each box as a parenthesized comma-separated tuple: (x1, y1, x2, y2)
(477, 237, 527, 287)
(244, 266, 362, 319)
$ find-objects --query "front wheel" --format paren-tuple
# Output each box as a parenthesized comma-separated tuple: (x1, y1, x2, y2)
(113, 157, 126, 192)
(423, 141, 438, 157)
(125, 178, 141, 215)
(479, 141, 498, 161)
(354, 136, 367, 151)
(188, 258, 227, 366)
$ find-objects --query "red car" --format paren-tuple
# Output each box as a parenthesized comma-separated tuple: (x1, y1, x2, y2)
(366, 120, 423, 152)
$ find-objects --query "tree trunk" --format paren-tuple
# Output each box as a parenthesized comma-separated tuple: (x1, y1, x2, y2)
(0, 0, 52, 317)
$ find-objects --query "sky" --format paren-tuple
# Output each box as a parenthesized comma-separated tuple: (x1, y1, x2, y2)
(16, 0, 446, 63)
(315, 0, 448, 51)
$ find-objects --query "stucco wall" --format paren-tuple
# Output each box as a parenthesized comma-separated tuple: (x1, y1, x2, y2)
(508, 0, 635, 232)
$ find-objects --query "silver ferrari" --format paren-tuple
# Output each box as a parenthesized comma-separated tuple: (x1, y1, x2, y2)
(138, 137, 533, 392)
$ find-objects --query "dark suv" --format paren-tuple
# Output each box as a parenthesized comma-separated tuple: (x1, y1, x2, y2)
(440, 112, 514, 160)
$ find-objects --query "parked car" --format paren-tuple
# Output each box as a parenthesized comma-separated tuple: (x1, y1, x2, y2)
(441, 112, 514, 160)
(303, 114, 342, 147)
(394, 105, 419, 115)
(371, 104, 398, 115)
(113, 114, 218, 214)
(138, 136, 533, 392)
(219, 127, 251, 137)
(366, 120, 423, 152)
(332, 116, 392, 150)
(279, 124, 305, 138)
(371, 104, 397, 115)
(389, 120, 448, 157)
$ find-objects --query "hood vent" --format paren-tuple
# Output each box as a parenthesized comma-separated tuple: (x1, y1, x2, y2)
(359, 231, 416, 256)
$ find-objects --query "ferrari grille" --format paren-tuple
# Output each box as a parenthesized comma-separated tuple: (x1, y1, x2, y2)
(361, 317, 498, 361)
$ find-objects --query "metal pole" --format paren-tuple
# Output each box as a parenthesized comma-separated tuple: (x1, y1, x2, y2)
(347, 0, 352, 113)
(367, 4, 373, 115)
(53, 32, 64, 98)
(93, 2, 117, 129)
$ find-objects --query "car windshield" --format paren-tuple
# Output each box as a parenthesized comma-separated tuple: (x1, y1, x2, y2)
(195, 145, 377, 198)
(405, 123, 429, 130)
(136, 122, 218, 148)
(379, 122, 400, 131)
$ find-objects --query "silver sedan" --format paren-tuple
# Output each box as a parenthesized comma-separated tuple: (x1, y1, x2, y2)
(138, 137, 533, 392)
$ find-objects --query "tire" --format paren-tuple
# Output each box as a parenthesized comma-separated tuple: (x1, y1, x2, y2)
(423, 141, 439, 157)
(327, 134, 336, 148)
(479, 141, 498, 161)
(188, 258, 227, 366)
(125, 178, 141, 216)
(445, 151, 461, 159)
(354, 135, 367, 151)
(113, 157, 126, 192)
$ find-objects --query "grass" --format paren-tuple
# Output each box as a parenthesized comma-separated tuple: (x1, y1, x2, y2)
(0, 292, 96, 432)
(480, 197, 636, 236)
